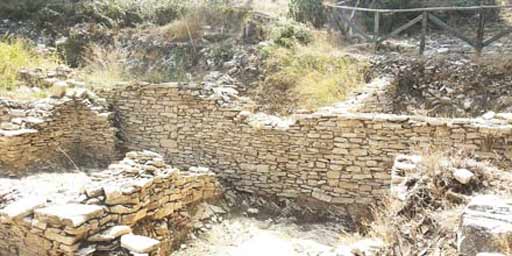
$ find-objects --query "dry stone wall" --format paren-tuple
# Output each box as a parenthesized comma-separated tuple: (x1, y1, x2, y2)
(345, 77, 395, 114)
(109, 83, 512, 214)
(0, 151, 222, 256)
(0, 95, 117, 176)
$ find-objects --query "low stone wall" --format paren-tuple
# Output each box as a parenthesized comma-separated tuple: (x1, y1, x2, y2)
(0, 151, 222, 256)
(108, 83, 512, 214)
(0, 95, 117, 176)
(345, 77, 395, 114)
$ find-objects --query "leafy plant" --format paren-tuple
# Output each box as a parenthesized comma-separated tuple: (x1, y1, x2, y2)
(270, 19, 313, 48)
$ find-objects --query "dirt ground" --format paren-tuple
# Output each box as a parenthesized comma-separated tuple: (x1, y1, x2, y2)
(171, 216, 346, 256)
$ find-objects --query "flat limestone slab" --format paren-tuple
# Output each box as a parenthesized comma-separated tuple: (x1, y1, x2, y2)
(88, 225, 132, 242)
(34, 204, 104, 227)
(121, 234, 160, 253)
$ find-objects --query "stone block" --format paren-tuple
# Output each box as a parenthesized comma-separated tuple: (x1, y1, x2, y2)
(457, 195, 512, 256)
(34, 204, 104, 228)
(120, 234, 160, 253)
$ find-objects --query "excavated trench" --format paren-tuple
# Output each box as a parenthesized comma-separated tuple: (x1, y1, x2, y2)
(0, 156, 353, 256)
(2, 55, 512, 255)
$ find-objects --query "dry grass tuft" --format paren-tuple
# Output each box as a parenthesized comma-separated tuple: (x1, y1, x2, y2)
(78, 44, 131, 89)
(159, 12, 203, 42)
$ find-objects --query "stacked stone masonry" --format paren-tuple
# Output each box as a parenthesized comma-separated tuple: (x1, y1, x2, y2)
(0, 151, 222, 256)
(108, 83, 512, 211)
(0, 96, 117, 176)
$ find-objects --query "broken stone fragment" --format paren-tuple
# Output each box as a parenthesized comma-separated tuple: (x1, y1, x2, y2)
(192, 203, 225, 221)
(247, 208, 259, 215)
(34, 204, 104, 227)
(84, 185, 104, 198)
(120, 234, 160, 253)
(0, 122, 20, 130)
(496, 113, 512, 122)
(88, 225, 132, 242)
(77, 245, 96, 256)
(457, 195, 512, 256)
(350, 238, 385, 256)
(452, 168, 475, 185)
(333, 245, 354, 256)
(482, 111, 496, 120)
(65, 88, 88, 99)
(104, 185, 139, 205)
(129, 253, 149, 256)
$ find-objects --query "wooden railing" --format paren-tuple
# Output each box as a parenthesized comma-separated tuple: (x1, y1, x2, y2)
(326, 3, 512, 55)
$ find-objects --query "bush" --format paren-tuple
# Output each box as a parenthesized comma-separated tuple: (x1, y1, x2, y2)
(270, 19, 313, 48)
(289, 0, 326, 28)
(0, 0, 58, 19)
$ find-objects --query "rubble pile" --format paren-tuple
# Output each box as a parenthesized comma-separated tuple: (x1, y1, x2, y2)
(368, 153, 512, 255)
(386, 55, 512, 117)
(0, 151, 223, 256)
(368, 55, 512, 117)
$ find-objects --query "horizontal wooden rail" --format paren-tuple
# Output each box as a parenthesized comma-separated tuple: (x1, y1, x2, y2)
(325, 4, 512, 13)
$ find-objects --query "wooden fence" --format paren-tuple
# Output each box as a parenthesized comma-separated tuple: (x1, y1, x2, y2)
(326, 2, 512, 55)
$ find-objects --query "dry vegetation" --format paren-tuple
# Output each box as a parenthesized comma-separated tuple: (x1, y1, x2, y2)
(362, 149, 512, 255)
(159, 13, 203, 42)
(78, 45, 131, 89)
(255, 28, 368, 113)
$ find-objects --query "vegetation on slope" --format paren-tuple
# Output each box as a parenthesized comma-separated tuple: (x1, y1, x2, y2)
(252, 19, 368, 113)
(0, 38, 60, 99)
(364, 149, 512, 255)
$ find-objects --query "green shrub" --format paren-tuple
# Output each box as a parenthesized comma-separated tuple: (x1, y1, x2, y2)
(289, 0, 326, 28)
(0, 0, 57, 19)
(270, 19, 313, 48)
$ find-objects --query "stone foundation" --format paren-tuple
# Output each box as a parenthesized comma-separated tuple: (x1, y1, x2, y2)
(0, 95, 117, 176)
(0, 151, 222, 256)
(108, 83, 512, 214)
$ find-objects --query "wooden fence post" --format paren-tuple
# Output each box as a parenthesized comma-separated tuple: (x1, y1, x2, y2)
(374, 12, 380, 50)
(476, 6, 486, 56)
(420, 11, 428, 55)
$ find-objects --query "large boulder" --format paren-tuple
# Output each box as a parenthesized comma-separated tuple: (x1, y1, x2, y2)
(457, 195, 512, 256)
